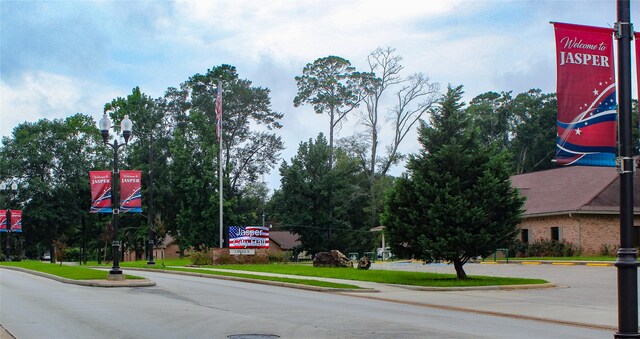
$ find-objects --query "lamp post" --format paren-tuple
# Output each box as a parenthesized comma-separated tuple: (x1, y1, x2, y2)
(99, 113, 132, 280)
(0, 181, 17, 260)
(615, 1, 639, 337)
(147, 131, 155, 265)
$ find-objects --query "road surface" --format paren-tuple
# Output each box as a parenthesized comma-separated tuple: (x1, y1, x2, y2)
(1, 268, 610, 338)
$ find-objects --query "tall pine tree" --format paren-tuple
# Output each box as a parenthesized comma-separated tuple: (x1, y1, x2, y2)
(383, 85, 524, 279)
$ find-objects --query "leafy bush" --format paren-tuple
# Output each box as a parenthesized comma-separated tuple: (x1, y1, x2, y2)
(268, 251, 293, 263)
(507, 240, 528, 258)
(189, 251, 213, 266)
(53, 239, 67, 264)
(524, 239, 583, 257)
(600, 243, 618, 256)
(66, 247, 81, 262)
(214, 252, 234, 265)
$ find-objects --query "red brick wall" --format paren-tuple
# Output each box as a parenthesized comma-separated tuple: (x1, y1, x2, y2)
(518, 214, 640, 255)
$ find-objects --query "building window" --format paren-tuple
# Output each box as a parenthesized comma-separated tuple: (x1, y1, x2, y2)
(634, 226, 640, 248)
(551, 227, 560, 241)
(521, 229, 529, 244)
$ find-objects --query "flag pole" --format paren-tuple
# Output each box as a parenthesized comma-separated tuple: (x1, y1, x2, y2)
(218, 81, 224, 249)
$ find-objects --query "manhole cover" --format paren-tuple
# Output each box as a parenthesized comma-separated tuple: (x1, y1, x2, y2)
(228, 335, 280, 339)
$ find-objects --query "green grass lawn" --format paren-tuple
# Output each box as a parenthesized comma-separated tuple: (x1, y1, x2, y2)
(82, 259, 549, 287)
(0, 261, 143, 280)
(204, 263, 548, 287)
(158, 266, 362, 289)
(88, 259, 361, 289)
(493, 256, 616, 262)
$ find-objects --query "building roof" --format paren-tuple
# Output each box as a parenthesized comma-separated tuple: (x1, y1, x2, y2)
(269, 231, 301, 250)
(510, 166, 640, 217)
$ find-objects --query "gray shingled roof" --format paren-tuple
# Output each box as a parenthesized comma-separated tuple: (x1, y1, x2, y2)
(511, 166, 640, 217)
(269, 231, 301, 250)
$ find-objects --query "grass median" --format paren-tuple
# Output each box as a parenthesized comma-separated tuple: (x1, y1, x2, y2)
(0, 261, 144, 280)
(203, 263, 548, 287)
(97, 260, 362, 289)
(491, 256, 616, 262)
(117, 260, 547, 287)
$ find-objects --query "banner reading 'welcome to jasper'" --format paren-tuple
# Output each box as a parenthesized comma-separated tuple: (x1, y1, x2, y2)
(10, 210, 22, 233)
(90, 171, 112, 213)
(554, 23, 617, 166)
(120, 170, 142, 213)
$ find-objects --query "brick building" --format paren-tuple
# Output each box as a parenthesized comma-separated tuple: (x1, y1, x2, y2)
(511, 166, 640, 255)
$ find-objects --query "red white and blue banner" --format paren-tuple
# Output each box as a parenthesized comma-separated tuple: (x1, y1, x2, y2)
(0, 210, 7, 232)
(229, 226, 269, 249)
(120, 170, 142, 213)
(635, 32, 640, 110)
(90, 171, 112, 213)
(554, 23, 617, 166)
(10, 210, 22, 233)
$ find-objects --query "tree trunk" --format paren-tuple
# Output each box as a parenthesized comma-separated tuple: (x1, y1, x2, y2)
(369, 118, 378, 229)
(453, 258, 467, 280)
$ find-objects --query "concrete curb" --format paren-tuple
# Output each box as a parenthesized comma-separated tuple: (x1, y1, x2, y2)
(0, 324, 15, 339)
(479, 260, 614, 266)
(124, 267, 555, 292)
(122, 267, 380, 293)
(0, 266, 156, 288)
(343, 293, 616, 332)
(389, 282, 557, 291)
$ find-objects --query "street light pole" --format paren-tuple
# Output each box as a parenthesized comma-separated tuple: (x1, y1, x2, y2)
(99, 113, 132, 280)
(614, 1, 639, 338)
(147, 131, 155, 265)
(1, 182, 17, 261)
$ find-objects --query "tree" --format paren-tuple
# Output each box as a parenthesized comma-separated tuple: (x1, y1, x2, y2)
(0, 114, 106, 260)
(104, 87, 168, 259)
(294, 57, 373, 241)
(466, 91, 514, 149)
(190, 65, 284, 195)
(294, 56, 372, 170)
(158, 65, 284, 250)
(270, 134, 372, 255)
(358, 47, 440, 228)
(383, 85, 524, 279)
(509, 89, 557, 174)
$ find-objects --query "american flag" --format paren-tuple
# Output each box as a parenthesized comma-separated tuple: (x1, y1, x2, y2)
(215, 84, 222, 143)
(229, 226, 269, 249)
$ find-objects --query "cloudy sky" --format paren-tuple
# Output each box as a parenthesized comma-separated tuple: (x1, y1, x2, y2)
(1, 0, 638, 190)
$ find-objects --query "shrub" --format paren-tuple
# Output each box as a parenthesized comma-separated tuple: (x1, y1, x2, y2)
(214, 252, 234, 265)
(523, 239, 583, 257)
(600, 243, 619, 256)
(53, 239, 68, 264)
(190, 251, 213, 266)
(268, 251, 293, 263)
(66, 247, 81, 262)
(507, 240, 528, 258)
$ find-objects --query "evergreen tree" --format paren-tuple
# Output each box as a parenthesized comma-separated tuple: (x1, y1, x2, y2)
(383, 85, 524, 279)
(270, 134, 372, 255)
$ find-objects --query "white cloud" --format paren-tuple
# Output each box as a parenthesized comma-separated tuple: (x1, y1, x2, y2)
(3, 0, 638, 191)
(0, 72, 120, 138)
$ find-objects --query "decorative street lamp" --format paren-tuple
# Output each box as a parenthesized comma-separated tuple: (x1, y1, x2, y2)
(0, 181, 17, 260)
(99, 113, 132, 280)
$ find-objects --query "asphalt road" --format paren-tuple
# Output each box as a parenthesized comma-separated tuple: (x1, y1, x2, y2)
(0, 267, 611, 339)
